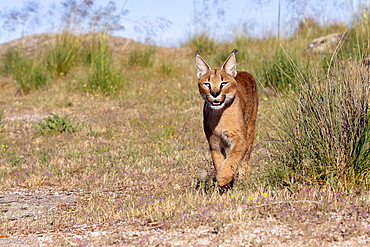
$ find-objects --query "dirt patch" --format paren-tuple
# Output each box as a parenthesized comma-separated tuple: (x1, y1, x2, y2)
(0, 189, 76, 221)
(1, 189, 370, 246)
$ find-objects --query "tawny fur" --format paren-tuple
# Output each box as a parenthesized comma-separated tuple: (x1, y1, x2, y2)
(195, 50, 258, 187)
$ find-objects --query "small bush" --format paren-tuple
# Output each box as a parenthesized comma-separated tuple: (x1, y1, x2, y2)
(85, 34, 123, 95)
(258, 46, 308, 91)
(44, 32, 82, 77)
(230, 36, 252, 66)
(185, 33, 218, 56)
(4, 49, 48, 94)
(268, 60, 370, 190)
(157, 63, 176, 77)
(184, 33, 227, 65)
(127, 47, 156, 67)
(351, 113, 370, 175)
(330, 8, 368, 61)
(35, 114, 78, 135)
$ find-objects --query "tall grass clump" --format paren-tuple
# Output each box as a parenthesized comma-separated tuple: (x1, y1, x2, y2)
(230, 36, 256, 67)
(157, 62, 176, 77)
(340, 8, 370, 61)
(127, 46, 156, 67)
(293, 17, 348, 41)
(44, 32, 82, 77)
(269, 58, 370, 190)
(259, 46, 308, 91)
(85, 34, 123, 95)
(4, 49, 48, 94)
(185, 33, 218, 55)
(351, 113, 370, 174)
(184, 33, 226, 65)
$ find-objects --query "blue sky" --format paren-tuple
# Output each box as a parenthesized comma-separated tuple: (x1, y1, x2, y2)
(0, 0, 366, 47)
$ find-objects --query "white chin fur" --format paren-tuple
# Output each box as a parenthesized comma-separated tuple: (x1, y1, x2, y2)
(203, 94, 232, 110)
(207, 102, 225, 110)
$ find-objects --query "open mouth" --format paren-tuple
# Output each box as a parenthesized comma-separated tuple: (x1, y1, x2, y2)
(210, 100, 224, 106)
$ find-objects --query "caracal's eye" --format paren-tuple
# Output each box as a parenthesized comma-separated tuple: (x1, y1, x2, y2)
(203, 82, 211, 89)
(220, 81, 228, 88)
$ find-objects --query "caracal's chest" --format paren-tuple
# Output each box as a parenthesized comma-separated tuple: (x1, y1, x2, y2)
(204, 96, 246, 143)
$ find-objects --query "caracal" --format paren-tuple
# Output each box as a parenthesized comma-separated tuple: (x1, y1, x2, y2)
(195, 49, 258, 190)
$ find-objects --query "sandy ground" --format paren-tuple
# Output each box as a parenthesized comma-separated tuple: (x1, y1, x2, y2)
(1, 189, 370, 246)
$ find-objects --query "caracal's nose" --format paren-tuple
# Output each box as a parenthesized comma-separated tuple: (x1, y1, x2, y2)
(211, 91, 220, 98)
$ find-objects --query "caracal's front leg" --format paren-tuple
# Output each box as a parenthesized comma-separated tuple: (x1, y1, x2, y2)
(210, 147, 225, 175)
(216, 141, 247, 187)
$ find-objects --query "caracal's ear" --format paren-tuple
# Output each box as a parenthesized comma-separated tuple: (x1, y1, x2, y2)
(196, 51, 212, 79)
(221, 49, 238, 77)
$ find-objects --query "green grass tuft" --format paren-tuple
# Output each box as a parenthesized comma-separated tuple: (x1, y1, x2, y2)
(185, 32, 218, 56)
(44, 32, 82, 77)
(4, 49, 49, 94)
(34, 114, 78, 135)
(268, 58, 370, 190)
(258, 46, 308, 91)
(127, 46, 156, 67)
(85, 34, 123, 95)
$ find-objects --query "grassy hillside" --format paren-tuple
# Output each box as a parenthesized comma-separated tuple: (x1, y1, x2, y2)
(0, 17, 369, 244)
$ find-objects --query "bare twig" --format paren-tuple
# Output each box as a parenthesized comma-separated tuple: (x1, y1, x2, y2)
(252, 200, 324, 208)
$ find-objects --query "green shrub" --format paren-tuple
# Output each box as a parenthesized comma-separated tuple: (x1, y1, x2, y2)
(127, 46, 156, 67)
(336, 8, 369, 61)
(45, 32, 82, 77)
(340, 29, 369, 61)
(185, 33, 218, 56)
(35, 114, 78, 135)
(4, 49, 48, 94)
(258, 46, 308, 91)
(157, 62, 176, 77)
(351, 113, 370, 176)
(184, 33, 233, 66)
(268, 60, 370, 190)
(230, 36, 251, 66)
(85, 34, 123, 95)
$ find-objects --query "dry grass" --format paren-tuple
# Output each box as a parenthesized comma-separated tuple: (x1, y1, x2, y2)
(0, 34, 370, 246)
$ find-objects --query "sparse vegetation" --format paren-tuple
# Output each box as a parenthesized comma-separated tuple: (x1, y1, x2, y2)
(34, 114, 78, 135)
(0, 108, 3, 127)
(0, 0, 370, 246)
(3, 49, 49, 94)
(259, 45, 308, 91)
(157, 62, 176, 77)
(268, 57, 370, 189)
(84, 34, 123, 95)
(44, 32, 82, 77)
(185, 32, 219, 56)
(127, 46, 156, 67)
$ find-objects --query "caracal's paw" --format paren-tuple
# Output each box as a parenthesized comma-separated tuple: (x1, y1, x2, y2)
(216, 173, 234, 187)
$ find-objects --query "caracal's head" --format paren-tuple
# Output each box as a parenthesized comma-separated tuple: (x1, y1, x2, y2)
(195, 49, 238, 110)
